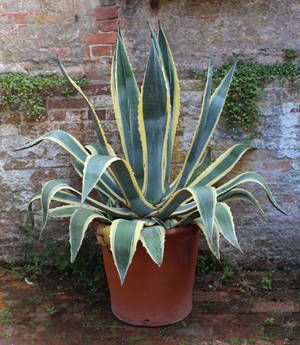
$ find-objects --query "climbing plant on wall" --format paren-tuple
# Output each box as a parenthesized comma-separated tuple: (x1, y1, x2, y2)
(190, 59, 300, 138)
(1, 58, 299, 133)
(0, 73, 88, 122)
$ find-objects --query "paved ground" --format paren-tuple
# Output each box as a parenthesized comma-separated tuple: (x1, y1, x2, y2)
(0, 268, 299, 345)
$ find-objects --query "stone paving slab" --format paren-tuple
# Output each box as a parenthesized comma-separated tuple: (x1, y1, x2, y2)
(0, 269, 299, 345)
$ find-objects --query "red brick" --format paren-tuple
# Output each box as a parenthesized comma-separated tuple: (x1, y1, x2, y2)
(3, 114, 22, 125)
(137, 341, 188, 345)
(49, 110, 67, 121)
(84, 70, 110, 80)
(87, 32, 117, 44)
(255, 301, 298, 313)
(0, 12, 34, 24)
(96, 19, 118, 32)
(193, 291, 229, 302)
(20, 122, 58, 136)
(150, 6, 159, 16)
(106, 109, 115, 120)
(199, 15, 219, 20)
(250, 341, 273, 345)
(206, 302, 253, 314)
(96, 109, 106, 120)
(84, 84, 111, 95)
(59, 122, 81, 135)
(213, 322, 261, 339)
(189, 313, 237, 326)
(91, 45, 112, 57)
(86, 46, 91, 59)
(67, 110, 88, 121)
(91, 7, 118, 20)
(172, 151, 186, 164)
(165, 325, 212, 339)
(262, 159, 291, 170)
(88, 109, 106, 120)
(16, 24, 28, 30)
(30, 169, 57, 189)
(48, 85, 68, 97)
(47, 98, 86, 109)
(50, 47, 70, 58)
(3, 159, 29, 171)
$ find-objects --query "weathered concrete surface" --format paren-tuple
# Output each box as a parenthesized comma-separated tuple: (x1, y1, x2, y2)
(0, 0, 299, 268)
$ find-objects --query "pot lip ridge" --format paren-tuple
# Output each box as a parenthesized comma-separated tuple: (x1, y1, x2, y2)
(94, 221, 199, 244)
(164, 223, 199, 237)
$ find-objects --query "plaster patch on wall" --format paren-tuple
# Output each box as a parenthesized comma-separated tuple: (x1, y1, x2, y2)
(278, 102, 300, 159)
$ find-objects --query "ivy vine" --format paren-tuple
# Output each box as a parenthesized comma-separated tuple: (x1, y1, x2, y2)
(190, 59, 300, 138)
(0, 73, 88, 121)
(1, 58, 299, 135)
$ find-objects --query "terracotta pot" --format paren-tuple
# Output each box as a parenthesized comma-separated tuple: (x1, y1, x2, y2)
(101, 224, 200, 326)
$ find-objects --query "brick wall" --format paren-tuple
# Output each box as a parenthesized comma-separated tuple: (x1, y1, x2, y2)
(0, 0, 299, 268)
(0, 0, 118, 75)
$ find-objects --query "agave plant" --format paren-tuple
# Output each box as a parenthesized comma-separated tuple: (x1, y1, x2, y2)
(17, 24, 285, 284)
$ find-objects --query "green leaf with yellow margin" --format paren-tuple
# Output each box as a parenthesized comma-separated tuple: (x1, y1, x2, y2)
(175, 59, 236, 191)
(75, 153, 154, 217)
(193, 217, 220, 259)
(57, 56, 113, 156)
(71, 155, 126, 205)
(191, 144, 251, 187)
(186, 148, 212, 186)
(27, 191, 42, 226)
(30, 186, 135, 225)
(218, 187, 266, 220)
(70, 208, 109, 263)
(216, 171, 286, 214)
(171, 201, 197, 217)
(105, 158, 155, 216)
(157, 24, 181, 191)
(40, 180, 79, 238)
(49, 205, 82, 217)
(81, 154, 120, 203)
(54, 190, 136, 219)
(49, 205, 111, 220)
(138, 39, 171, 204)
(84, 142, 125, 198)
(157, 186, 217, 243)
(140, 225, 165, 266)
(176, 210, 200, 227)
(215, 202, 241, 251)
(112, 28, 144, 187)
(110, 219, 145, 285)
(16, 130, 88, 164)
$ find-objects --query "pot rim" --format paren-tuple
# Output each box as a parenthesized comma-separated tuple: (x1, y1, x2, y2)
(164, 224, 198, 236)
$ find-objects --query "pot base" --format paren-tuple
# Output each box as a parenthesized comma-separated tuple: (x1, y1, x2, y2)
(111, 309, 191, 327)
(101, 225, 199, 327)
